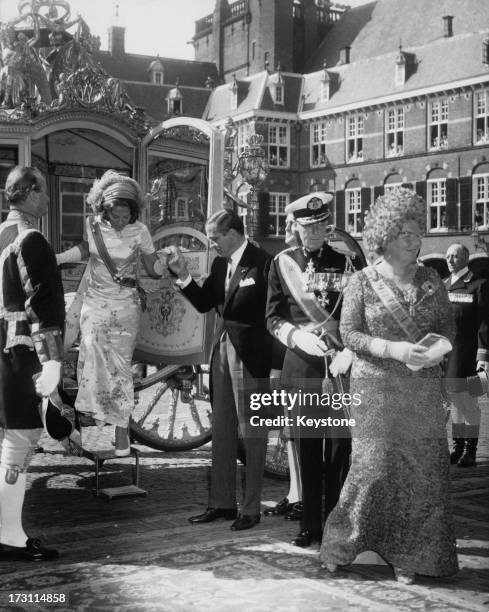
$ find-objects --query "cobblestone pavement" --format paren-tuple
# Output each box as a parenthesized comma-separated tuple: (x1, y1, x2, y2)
(0, 403, 487, 611)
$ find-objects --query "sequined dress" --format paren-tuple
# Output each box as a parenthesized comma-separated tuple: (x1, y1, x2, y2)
(75, 217, 155, 427)
(320, 263, 459, 577)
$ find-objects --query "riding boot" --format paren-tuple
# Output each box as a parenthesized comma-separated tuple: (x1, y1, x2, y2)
(450, 438, 465, 464)
(458, 438, 478, 468)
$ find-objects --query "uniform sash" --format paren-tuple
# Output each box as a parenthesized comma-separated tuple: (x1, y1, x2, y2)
(277, 252, 341, 348)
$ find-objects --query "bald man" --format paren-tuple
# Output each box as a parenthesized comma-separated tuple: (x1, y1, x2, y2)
(445, 244, 489, 467)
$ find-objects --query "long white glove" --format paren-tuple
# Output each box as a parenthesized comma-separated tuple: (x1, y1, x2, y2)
(291, 329, 327, 357)
(329, 348, 353, 377)
(35, 361, 61, 397)
(370, 338, 429, 366)
(56, 246, 82, 265)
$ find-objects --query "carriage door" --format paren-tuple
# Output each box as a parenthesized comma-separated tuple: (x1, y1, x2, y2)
(136, 118, 224, 365)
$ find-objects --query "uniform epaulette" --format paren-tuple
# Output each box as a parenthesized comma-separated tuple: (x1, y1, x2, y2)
(274, 246, 299, 261)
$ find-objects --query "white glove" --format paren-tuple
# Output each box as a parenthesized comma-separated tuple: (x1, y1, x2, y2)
(329, 348, 353, 377)
(56, 246, 82, 265)
(35, 360, 61, 397)
(292, 330, 327, 357)
(153, 257, 166, 277)
(269, 368, 281, 390)
(477, 361, 489, 373)
(386, 341, 429, 366)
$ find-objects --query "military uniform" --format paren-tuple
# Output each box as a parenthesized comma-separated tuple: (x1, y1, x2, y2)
(445, 268, 489, 466)
(0, 212, 65, 430)
(266, 192, 360, 543)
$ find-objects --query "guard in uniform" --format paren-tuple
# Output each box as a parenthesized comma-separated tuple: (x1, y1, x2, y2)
(0, 166, 65, 561)
(445, 243, 489, 467)
(266, 192, 361, 547)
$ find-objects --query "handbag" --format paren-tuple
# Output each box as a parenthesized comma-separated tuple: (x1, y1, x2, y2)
(89, 217, 148, 311)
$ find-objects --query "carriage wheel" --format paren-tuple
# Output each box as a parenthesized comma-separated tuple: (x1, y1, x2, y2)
(130, 364, 212, 452)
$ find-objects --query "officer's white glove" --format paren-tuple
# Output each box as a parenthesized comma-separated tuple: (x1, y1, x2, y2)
(329, 348, 353, 377)
(291, 330, 327, 357)
(35, 360, 61, 397)
(269, 368, 281, 390)
(477, 360, 489, 373)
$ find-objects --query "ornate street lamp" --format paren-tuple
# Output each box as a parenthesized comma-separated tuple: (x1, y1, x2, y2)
(237, 133, 269, 238)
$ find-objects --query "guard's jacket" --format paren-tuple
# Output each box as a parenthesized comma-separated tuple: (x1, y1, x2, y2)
(0, 212, 65, 429)
(445, 270, 489, 381)
(266, 243, 356, 385)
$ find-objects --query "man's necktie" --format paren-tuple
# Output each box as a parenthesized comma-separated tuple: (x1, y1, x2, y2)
(225, 258, 233, 293)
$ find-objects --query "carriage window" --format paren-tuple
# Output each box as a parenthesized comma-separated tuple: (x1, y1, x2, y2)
(0, 147, 19, 221)
(59, 179, 91, 250)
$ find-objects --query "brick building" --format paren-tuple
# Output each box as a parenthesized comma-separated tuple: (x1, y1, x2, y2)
(196, 0, 489, 265)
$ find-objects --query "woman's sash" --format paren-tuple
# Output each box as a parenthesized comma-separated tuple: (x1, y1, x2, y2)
(363, 265, 423, 342)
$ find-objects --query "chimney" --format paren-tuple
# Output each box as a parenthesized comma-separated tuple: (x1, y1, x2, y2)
(443, 15, 453, 38)
(340, 46, 351, 65)
(108, 25, 126, 56)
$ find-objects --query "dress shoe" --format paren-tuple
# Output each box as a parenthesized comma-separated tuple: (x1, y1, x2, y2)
(188, 507, 237, 524)
(290, 529, 321, 547)
(285, 501, 302, 521)
(0, 538, 59, 562)
(230, 514, 261, 531)
(264, 497, 291, 516)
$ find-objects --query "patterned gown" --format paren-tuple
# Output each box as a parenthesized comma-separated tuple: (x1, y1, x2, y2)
(320, 263, 459, 577)
(75, 217, 155, 427)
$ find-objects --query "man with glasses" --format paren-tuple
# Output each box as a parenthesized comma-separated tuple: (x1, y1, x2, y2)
(0, 166, 65, 561)
(266, 192, 360, 547)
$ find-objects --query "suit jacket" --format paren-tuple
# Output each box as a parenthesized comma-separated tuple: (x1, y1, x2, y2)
(445, 270, 489, 379)
(266, 244, 357, 385)
(181, 241, 280, 378)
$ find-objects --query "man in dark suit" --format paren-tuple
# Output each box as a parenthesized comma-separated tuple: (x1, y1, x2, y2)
(266, 192, 361, 547)
(167, 209, 277, 530)
(445, 243, 489, 467)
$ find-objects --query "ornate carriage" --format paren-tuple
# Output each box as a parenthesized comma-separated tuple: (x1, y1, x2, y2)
(0, 1, 367, 480)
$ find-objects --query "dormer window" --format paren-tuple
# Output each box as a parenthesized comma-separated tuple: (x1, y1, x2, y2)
(148, 57, 164, 85)
(230, 74, 238, 110)
(274, 83, 284, 105)
(270, 67, 284, 106)
(320, 61, 331, 102)
(395, 47, 406, 87)
(167, 83, 183, 115)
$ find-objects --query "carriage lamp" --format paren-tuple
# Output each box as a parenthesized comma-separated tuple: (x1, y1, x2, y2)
(237, 133, 269, 239)
(223, 118, 238, 188)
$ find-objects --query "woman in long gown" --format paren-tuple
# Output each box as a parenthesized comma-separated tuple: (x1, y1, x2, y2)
(320, 188, 458, 583)
(56, 171, 162, 455)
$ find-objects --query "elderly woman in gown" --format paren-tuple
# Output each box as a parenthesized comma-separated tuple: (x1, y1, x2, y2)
(320, 188, 458, 584)
(56, 171, 162, 455)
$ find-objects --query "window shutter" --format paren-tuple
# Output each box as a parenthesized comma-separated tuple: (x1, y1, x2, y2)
(459, 176, 473, 231)
(415, 181, 426, 202)
(256, 191, 271, 237)
(445, 178, 458, 231)
(373, 186, 384, 202)
(335, 190, 345, 230)
(360, 187, 371, 233)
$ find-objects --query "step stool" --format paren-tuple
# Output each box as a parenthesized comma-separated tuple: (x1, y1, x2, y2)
(83, 446, 147, 500)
